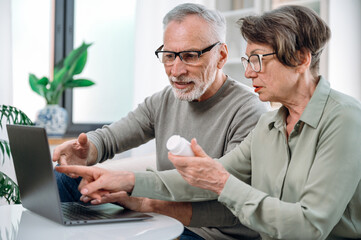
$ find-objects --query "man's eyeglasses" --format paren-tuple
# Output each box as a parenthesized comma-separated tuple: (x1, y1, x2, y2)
(155, 42, 221, 65)
(241, 52, 276, 73)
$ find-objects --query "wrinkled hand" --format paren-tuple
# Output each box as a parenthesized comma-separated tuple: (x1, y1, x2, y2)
(168, 138, 230, 195)
(52, 133, 98, 173)
(55, 165, 135, 201)
(81, 191, 152, 212)
(81, 192, 192, 226)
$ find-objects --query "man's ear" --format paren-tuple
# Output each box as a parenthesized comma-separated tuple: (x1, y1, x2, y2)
(217, 43, 228, 69)
(296, 48, 312, 73)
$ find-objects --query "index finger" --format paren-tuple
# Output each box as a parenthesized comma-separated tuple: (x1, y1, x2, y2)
(55, 165, 95, 178)
(79, 180, 108, 197)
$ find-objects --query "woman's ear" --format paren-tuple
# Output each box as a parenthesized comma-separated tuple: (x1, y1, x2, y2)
(296, 48, 312, 73)
(217, 43, 228, 69)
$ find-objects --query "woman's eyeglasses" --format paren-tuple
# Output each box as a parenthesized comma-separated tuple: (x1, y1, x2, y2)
(241, 52, 276, 73)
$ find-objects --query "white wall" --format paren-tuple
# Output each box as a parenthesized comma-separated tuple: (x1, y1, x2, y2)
(328, 0, 361, 101)
(11, 0, 51, 120)
(0, 0, 16, 206)
(0, 0, 13, 105)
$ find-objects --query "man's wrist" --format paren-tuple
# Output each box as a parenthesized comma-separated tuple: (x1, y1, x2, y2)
(147, 200, 192, 226)
(143, 198, 157, 212)
(86, 142, 98, 166)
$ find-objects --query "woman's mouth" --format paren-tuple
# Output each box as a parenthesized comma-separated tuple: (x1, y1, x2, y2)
(253, 85, 262, 93)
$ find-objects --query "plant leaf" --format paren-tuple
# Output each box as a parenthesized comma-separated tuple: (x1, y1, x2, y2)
(29, 74, 44, 97)
(0, 141, 5, 165)
(52, 67, 69, 89)
(64, 79, 95, 88)
(0, 105, 33, 127)
(54, 58, 65, 74)
(72, 50, 88, 75)
(0, 171, 21, 204)
(49, 66, 70, 104)
(38, 77, 49, 86)
(64, 42, 92, 69)
(0, 139, 11, 165)
(29, 42, 94, 105)
(0, 104, 33, 205)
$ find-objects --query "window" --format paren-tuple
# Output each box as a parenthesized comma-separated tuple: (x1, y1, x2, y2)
(11, 0, 51, 120)
(55, 0, 136, 135)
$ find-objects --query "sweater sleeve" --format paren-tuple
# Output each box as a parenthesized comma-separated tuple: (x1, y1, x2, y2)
(132, 169, 218, 201)
(189, 200, 240, 227)
(224, 94, 270, 154)
(86, 89, 166, 163)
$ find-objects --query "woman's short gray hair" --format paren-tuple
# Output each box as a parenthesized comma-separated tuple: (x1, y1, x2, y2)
(163, 3, 226, 43)
(238, 5, 331, 77)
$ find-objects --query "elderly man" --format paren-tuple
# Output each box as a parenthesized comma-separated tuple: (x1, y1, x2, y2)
(54, 3, 269, 240)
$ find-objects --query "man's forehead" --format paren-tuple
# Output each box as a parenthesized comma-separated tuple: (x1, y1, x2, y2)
(163, 37, 207, 51)
(163, 17, 211, 51)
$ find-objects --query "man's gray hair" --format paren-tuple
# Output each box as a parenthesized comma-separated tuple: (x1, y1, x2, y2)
(163, 3, 226, 43)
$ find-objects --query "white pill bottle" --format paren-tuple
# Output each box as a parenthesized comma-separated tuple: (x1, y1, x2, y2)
(166, 135, 195, 156)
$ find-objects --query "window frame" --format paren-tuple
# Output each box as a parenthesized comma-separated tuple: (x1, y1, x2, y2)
(55, 0, 107, 136)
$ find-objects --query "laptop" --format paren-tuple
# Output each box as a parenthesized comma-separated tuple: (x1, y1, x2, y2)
(6, 124, 152, 225)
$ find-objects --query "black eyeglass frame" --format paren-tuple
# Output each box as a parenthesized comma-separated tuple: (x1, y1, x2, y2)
(241, 52, 276, 73)
(155, 42, 221, 65)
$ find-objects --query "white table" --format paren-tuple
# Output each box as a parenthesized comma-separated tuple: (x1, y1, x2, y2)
(0, 204, 183, 240)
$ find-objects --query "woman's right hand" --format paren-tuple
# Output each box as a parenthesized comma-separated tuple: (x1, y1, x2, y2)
(55, 165, 135, 200)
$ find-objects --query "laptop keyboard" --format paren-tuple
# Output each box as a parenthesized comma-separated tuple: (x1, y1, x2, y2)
(61, 202, 114, 220)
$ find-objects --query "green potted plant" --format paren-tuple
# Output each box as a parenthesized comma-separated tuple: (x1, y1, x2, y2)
(0, 105, 33, 204)
(29, 42, 95, 136)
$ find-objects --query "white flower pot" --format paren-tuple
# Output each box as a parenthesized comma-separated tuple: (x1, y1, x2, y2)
(35, 105, 68, 136)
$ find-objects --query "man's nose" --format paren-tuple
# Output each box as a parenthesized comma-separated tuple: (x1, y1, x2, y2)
(170, 56, 187, 77)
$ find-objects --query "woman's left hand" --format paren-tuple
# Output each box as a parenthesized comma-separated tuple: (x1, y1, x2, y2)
(168, 139, 230, 195)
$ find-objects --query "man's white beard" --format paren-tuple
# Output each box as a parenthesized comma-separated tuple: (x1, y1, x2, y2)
(169, 73, 216, 101)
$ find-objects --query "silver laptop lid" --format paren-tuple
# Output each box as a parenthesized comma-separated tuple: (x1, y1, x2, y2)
(6, 124, 64, 223)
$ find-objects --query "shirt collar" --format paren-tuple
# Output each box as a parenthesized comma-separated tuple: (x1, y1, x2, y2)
(268, 76, 331, 130)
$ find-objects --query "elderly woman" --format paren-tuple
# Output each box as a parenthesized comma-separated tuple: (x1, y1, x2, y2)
(57, 5, 361, 239)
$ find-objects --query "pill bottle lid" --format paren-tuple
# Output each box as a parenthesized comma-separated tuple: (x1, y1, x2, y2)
(166, 135, 181, 151)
